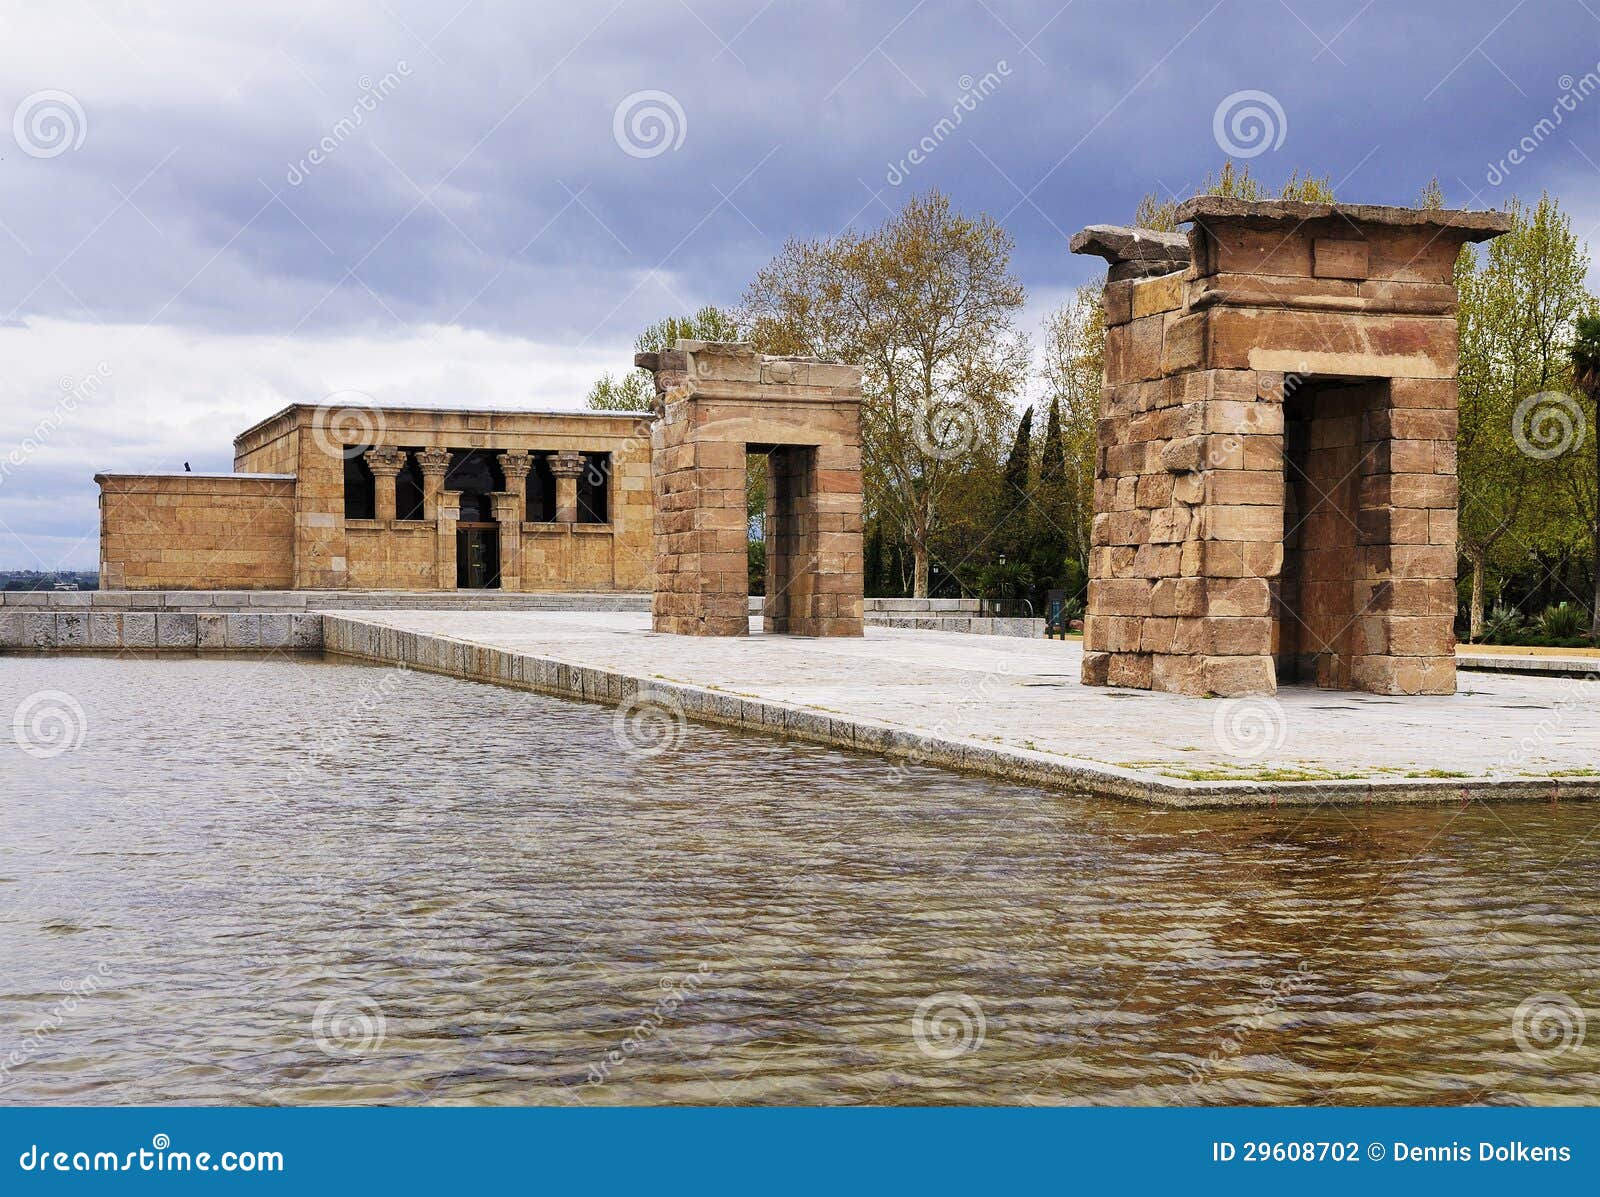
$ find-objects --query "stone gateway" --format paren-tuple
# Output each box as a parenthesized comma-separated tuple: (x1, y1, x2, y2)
(1071, 199, 1511, 698)
(637, 340, 865, 637)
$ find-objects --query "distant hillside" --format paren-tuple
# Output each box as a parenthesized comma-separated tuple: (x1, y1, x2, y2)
(0, 570, 98, 592)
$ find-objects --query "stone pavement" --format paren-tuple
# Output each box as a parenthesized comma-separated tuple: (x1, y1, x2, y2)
(322, 610, 1600, 808)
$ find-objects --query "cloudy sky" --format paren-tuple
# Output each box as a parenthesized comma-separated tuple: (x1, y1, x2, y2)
(1, 0, 1597, 569)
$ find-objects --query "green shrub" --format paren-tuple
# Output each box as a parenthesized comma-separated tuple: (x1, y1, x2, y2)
(1538, 602, 1587, 639)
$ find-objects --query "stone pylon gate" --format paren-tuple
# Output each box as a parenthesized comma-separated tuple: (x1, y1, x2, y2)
(636, 340, 865, 636)
(1071, 199, 1510, 698)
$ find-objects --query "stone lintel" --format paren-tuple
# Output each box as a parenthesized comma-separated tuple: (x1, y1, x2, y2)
(1174, 197, 1512, 241)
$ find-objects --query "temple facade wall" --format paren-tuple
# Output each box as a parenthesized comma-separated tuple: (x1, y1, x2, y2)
(98, 405, 654, 593)
(95, 474, 296, 590)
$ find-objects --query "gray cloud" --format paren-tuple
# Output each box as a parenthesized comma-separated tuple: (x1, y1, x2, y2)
(1, 0, 1596, 566)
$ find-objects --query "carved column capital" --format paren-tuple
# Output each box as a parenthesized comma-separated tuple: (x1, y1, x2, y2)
(496, 450, 533, 480)
(416, 448, 452, 476)
(549, 449, 586, 478)
(363, 446, 407, 476)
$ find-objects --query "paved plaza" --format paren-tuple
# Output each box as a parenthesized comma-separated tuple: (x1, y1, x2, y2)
(323, 610, 1600, 807)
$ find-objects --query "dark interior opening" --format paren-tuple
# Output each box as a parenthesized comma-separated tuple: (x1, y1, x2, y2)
(343, 447, 375, 520)
(577, 452, 611, 524)
(1277, 377, 1385, 688)
(527, 452, 557, 521)
(756, 443, 816, 634)
(396, 450, 425, 521)
(445, 450, 505, 524)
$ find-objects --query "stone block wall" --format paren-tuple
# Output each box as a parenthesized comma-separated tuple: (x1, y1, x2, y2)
(1073, 199, 1509, 697)
(95, 473, 296, 590)
(640, 341, 864, 636)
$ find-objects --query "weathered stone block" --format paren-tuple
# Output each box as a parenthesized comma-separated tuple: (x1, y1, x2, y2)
(1160, 312, 1205, 375)
(1202, 654, 1276, 697)
(55, 612, 87, 648)
(122, 613, 157, 648)
(225, 613, 262, 648)
(197, 613, 227, 649)
(156, 613, 197, 649)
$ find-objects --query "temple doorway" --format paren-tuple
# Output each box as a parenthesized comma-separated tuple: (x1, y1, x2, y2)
(456, 525, 501, 589)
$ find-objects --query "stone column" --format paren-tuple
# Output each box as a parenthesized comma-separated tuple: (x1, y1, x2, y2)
(363, 447, 407, 523)
(550, 450, 586, 524)
(491, 492, 522, 591)
(416, 449, 455, 590)
(495, 451, 532, 592)
(416, 449, 451, 520)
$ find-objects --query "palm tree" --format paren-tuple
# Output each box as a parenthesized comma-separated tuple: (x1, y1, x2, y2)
(1570, 314, 1600, 638)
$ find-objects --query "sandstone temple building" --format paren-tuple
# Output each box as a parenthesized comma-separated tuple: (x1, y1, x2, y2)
(1072, 198, 1509, 699)
(96, 405, 654, 592)
(93, 342, 865, 641)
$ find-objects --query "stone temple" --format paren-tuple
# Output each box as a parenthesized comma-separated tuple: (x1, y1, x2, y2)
(1072, 199, 1510, 697)
(94, 342, 867, 639)
(98, 406, 655, 592)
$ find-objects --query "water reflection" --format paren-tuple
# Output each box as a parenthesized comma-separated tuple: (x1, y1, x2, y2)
(1, 655, 1596, 1105)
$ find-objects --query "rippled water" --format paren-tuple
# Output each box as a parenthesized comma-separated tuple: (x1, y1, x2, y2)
(2, 655, 1598, 1106)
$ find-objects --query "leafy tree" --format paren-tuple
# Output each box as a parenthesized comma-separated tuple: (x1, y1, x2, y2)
(1456, 193, 1590, 638)
(585, 371, 653, 412)
(587, 305, 744, 412)
(743, 190, 1028, 596)
(1570, 313, 1600, 636)
(1028, 396, 1074, 603)
(999, 404, 1033, 556)
(1038, 283, 1104, 565)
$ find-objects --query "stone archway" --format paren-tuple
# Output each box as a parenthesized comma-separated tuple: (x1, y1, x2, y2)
(1071, 200, 1511, 697)
(636, 340, 865, 637)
